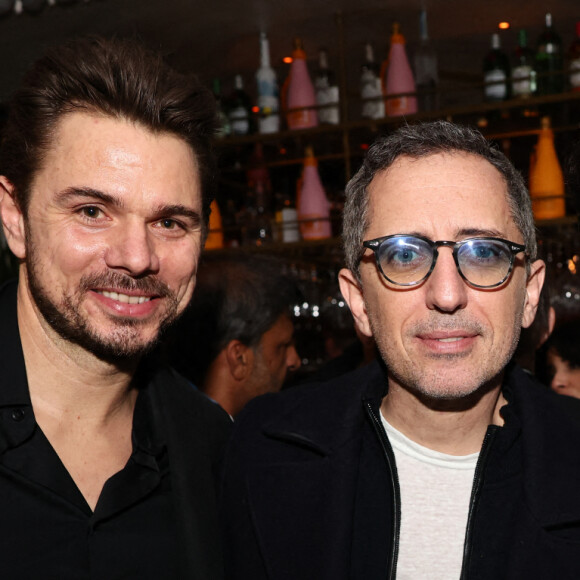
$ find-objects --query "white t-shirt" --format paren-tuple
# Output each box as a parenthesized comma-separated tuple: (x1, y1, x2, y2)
(381, 414, 479, 580)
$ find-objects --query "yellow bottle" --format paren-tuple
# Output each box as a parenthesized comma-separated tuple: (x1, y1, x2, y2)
(529, 116, 566, 220)
(205, 199, 224, 250)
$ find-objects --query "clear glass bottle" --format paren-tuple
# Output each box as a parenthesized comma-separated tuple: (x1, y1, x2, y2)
(256, 32, 280, 134)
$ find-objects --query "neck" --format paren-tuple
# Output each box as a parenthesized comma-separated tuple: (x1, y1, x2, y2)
(381, 377, 506, 456)
(17, 280, 138, 423)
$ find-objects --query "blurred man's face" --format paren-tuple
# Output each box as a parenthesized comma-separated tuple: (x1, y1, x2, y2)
(249, 314, 301, 395)
(13, 112, 203, 361)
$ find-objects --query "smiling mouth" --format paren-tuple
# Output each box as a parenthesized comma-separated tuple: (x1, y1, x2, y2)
(436, 337, 464, 343)
(97, 290, 153, 305)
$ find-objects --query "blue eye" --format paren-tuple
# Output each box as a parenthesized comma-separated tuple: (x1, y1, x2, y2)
(390, 247, 420, 264)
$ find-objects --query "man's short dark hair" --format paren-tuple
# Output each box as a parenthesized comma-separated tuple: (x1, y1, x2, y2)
(165, 253, 300, 386)
(343, 121, 537, 280)
(0, 35, 218, 234)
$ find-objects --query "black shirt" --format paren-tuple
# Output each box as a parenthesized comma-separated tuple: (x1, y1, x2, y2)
(0, 281, 178, 579)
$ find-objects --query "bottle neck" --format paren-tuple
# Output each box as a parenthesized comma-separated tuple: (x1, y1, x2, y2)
(260, 34, 271, 68)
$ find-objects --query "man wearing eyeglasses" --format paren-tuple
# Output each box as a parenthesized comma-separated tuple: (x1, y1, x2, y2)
(221, 121, 580, 579)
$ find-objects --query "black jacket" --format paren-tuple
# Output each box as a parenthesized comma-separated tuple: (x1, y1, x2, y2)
(0, 280, 231, 579)
(221, 359, 580, 579)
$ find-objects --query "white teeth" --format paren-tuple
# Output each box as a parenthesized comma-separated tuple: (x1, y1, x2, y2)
(438, 337, 463, 342)
(100, 291, 151, 304)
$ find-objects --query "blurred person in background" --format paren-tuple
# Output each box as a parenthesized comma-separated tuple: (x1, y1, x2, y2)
(541, 320, 580, 399)
(165, 253, 301, 417)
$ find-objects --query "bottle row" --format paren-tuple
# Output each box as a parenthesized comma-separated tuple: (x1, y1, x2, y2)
(211, 11, 580, 138)
(484, 14, 580, 102)
(205, 111, 571, 251)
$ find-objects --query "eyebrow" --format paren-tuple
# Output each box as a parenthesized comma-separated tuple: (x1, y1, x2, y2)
(57, 186, 202, 226)
(405, 227, 507, 240)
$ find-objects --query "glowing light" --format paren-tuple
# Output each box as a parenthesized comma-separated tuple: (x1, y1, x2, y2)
(251, 106, 260, 114)
(283, 56, 293, 64)
(498, 22, 510, 30)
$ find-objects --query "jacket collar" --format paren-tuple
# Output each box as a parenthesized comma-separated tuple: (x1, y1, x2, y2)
(261, 360, 387, 457)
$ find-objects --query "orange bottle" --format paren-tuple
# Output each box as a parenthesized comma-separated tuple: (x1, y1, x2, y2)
(528, 116, 566, 220)
(205, 199, 225, 249)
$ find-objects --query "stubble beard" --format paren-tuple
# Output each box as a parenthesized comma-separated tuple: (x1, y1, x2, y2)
(372, 311, 523, 404)
(25, 238, 182, 364)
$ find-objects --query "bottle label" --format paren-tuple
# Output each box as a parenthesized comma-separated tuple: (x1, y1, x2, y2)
(512, 65, 533, 97)
(229, 106, 249, 134)
(570, 58, 580, 89)
(484, 69, 507, 100)
(258, 95, 280, 134)
(361, 75, 385, 119)
(316, 86, 340, 125)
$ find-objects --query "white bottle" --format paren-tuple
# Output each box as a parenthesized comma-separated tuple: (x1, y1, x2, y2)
(314, 49, 340, 125)
(361, 42, 385, 119)
(256, 32, 280, 134)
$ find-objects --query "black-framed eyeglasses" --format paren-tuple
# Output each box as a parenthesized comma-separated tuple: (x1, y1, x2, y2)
(362, 234, 527, 289)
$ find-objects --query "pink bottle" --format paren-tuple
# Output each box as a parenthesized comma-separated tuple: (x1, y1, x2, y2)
(383, 22, 417, 116)
(297, 146, 331, 240)
(286, 38, 318, 129)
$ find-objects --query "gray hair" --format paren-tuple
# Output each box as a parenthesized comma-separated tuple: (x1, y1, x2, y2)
(342, 121, 537, 279)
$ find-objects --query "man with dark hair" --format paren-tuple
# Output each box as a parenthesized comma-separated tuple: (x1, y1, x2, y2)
(166, 253, 301, 418)
(221, 121, 580, 579)
(0, 36, 230, 578)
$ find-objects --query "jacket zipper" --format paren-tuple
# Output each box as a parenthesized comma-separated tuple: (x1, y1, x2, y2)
(459, 425, 499, 580)
(365, 401, 401, 580)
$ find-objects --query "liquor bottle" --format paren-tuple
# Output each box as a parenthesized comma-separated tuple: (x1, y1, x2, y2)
(535, 13, 564, 95)
(227, 75, 254, 135)
(314, 48, 340, 125)
(286, 37, 318, 130)
(242, 143, 273, 246)
(512, 29, 537, 98)
(483, 33, 511, 102)
(361, 42, 385, 119)
(413, 9, 438, 112)
(273, 177, 300, 243)
(529, 116, 566, 220)
(211, 78, 231, 138)
(297, 146, 331, 240)
(383, 22, 418, 117)
(256, 32, 280, 134)
(205, 199, 224, 250)
(567, 21, 580, 92)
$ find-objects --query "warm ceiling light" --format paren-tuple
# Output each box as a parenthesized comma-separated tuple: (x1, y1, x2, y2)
(283, 56, 293, 64)
(498, 22, 510, 30)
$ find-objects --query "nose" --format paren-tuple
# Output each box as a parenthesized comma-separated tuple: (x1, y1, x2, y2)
(550, 371, 568, 392)
(424, 247, 468, 313)
(286, 344, 301, 372)
(104, 220, 160, 276)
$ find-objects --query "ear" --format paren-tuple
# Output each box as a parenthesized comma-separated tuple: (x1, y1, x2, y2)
(521, 259, 546, 329)
(224, 339, 254, 381)
(0, 177, 26, 259)
(338, 268, 373, 337)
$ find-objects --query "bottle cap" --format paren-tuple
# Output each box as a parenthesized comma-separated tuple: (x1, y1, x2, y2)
(292, 37, 307, 59)
(391, 22, 405, 44)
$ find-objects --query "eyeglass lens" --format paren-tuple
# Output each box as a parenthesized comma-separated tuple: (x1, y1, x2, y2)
(376, 237, 514, 287)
